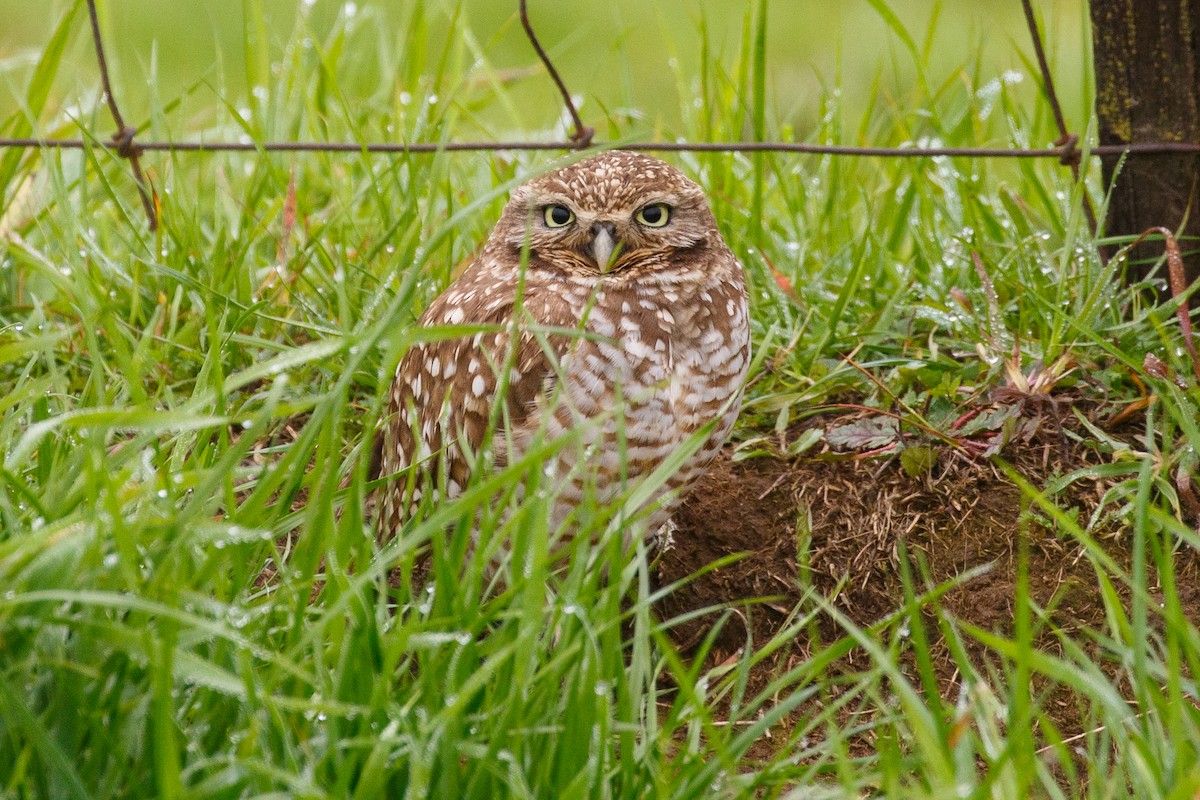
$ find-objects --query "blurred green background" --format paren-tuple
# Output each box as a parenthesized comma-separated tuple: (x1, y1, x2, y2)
(0, 0, 1090, 143)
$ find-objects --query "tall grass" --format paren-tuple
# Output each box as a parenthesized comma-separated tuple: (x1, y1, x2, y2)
(1, 1, 1199, 798)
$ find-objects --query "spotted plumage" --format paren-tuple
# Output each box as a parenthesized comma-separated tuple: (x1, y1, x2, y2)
(373, 151, 750, 540)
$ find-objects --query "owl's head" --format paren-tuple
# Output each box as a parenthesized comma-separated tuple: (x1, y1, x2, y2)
(489, 151, 721, 278)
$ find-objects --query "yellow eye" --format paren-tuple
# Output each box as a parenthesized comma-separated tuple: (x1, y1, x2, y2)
(635, 203, 671, 227)
(543, 205, 575, 227)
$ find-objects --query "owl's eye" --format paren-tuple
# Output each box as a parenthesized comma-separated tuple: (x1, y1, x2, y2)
(543, 205, 575, 227)
(635, 203, 671, 227)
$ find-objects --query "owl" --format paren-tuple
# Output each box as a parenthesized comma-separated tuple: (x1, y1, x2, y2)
(373, 150, 750, 544)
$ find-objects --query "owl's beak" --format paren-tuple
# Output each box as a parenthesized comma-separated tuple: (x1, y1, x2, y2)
(589, 221, 623, 273)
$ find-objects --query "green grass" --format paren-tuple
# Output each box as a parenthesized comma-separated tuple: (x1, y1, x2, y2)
(2, 1, 1200, 798)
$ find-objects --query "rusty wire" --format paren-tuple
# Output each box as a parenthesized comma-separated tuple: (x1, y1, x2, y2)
(519, 0, 593, 147)
(0, 1, 1187, 234)
(1019, 0, 1099, 240)
(85, 0, 157, 230)
(3, 136, 1198, 158)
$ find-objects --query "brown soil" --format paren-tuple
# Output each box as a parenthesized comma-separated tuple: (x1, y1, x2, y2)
(655, 420, 1200, 749)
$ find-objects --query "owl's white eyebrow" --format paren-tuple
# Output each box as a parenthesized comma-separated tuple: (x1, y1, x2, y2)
(536, 194, 577, 207)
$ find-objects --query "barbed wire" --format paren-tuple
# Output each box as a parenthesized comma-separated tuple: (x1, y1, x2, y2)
(4, 135, 1198, 158)
(1019, 0, 1097, 238)
(0, 0, 1187, 234)
(519, 0, 592, 148)
(84, 0, 156, 229)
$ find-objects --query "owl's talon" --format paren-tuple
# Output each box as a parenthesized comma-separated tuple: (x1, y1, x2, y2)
(652, 518, 678, 553)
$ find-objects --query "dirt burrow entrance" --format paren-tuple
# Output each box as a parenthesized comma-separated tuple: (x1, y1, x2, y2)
(655, 431, 1200, 741)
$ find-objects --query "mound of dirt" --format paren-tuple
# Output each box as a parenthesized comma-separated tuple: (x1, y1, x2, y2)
(656, 424, 1200, 738)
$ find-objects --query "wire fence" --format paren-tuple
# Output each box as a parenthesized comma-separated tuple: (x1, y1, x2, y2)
(0, 0, 1191, 235)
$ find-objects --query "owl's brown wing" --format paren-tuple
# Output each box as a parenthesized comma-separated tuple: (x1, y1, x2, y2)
(372, 261, 580, 534)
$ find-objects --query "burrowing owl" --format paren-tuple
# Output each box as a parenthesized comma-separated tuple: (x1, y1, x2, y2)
(374, 150, 749, 541)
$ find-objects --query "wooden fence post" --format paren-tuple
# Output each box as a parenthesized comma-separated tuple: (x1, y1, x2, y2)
(1090, 0, 1200, 286)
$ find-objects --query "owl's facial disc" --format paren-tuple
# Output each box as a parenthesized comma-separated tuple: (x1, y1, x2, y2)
(589, 221, 624, 273)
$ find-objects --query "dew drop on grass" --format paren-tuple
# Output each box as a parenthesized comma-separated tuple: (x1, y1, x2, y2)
(157, 489, 168, 499)
(417, 587, 435, 614)
(241, 420, 253, 429)
(562, 604, 578, 616)
(593, 680, 610, 696)
(399, 92, 412, 106)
